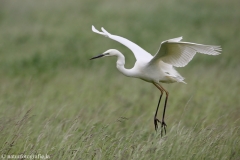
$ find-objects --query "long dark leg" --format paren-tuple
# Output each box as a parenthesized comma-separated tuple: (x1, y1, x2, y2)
(153, 83, 163, 132)
(161, 88, 168, 135)
(153, 83, 168, 136)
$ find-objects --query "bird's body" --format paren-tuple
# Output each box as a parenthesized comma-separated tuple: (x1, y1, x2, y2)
(111, 49, 184, 84)
(90, 25, 221, 135)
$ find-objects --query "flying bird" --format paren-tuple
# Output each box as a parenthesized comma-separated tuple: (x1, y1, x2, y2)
(90, 25, 221, 136)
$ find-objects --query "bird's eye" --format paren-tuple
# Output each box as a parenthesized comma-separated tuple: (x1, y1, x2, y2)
(105, 53, 110, 55)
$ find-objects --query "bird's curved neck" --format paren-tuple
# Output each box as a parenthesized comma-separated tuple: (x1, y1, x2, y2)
(116, 51, 135, 77)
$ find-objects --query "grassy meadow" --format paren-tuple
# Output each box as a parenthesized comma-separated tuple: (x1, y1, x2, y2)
(0, 0, 240, 159)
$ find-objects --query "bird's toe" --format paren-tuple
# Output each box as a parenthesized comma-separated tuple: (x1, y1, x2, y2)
(154, 118, 161, 131)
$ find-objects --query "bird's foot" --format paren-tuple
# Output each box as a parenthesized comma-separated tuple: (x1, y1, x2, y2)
(161, 121, 167, 136)
(154, 118, 161, 131)
(154, 118, 167, 136)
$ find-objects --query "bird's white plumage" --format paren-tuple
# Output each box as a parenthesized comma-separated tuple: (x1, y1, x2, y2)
(91, 25, 221, 84)
(150, 40, 222, 67)
(92, 25, 153, 62)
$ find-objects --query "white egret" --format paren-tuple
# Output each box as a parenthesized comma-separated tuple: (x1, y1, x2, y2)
(90, 25, 221, 135)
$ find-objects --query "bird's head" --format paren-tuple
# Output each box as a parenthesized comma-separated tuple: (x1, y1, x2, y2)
(90, 49, 119, 60)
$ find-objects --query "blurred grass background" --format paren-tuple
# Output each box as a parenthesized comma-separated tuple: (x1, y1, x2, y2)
(0, 0, 239, 159)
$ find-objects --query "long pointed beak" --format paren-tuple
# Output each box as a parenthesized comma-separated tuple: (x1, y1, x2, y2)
(90, 54, 104, 60)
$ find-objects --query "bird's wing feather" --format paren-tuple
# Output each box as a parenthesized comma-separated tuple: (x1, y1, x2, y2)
(92, 25, 153, 61)
(149, 38, 222, 67)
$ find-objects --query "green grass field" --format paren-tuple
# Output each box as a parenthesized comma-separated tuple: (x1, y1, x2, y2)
(0, 0, 239, 159)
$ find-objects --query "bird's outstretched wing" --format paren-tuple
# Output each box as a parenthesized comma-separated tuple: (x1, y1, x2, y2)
(149, 38, 222, 67)
(92, 25, 153, 62)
